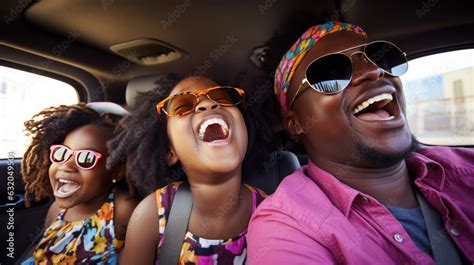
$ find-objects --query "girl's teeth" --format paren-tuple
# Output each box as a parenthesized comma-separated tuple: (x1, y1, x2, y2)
(59, 179, 75, 184)
(199, 118, 229, 140)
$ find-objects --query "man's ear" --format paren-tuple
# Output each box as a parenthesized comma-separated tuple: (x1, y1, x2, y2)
(283, 111, 304, 138)
(166, 147, 179, 166)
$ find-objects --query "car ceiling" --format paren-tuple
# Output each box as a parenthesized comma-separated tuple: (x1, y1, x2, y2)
(1, 0, 474, 103)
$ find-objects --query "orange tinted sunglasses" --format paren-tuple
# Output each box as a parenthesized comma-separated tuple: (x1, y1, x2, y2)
(156, 86, 245, 117)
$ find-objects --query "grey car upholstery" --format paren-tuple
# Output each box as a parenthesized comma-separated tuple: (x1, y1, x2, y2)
(126, 74, 164, 107)
(244, 151, 301, 194)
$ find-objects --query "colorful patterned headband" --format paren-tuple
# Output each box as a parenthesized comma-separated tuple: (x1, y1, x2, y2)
(274, 21, 366, 113)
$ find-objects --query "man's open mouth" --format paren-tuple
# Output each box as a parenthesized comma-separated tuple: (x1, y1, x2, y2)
(54, 178, 81, 199)
(352, 93, 400, 121)
(198, 117, 230, 142)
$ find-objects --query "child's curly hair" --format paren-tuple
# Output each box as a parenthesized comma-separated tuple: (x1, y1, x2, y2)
(107, 73, 282, 198)
(22, 103, 124, 206)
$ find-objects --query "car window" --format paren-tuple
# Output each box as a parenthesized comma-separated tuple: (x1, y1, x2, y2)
(0, 66, 78, 158)
(401, 49, 474, 146)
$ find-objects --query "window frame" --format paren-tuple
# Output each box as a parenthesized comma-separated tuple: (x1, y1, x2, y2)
(0, 60, 88, 102)
(405, 43, 474, 61)
(0, 61, 91, 158)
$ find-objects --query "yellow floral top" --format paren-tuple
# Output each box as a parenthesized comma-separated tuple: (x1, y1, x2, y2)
(21, 190, 123, 265)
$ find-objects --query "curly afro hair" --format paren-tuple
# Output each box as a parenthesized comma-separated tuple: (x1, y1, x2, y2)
(107, 73, 282, 198)
(22, 103, 124, 206)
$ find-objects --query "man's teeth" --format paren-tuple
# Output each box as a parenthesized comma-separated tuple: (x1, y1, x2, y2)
(199, 118, 229, 140)
(353, 93, 393, 114)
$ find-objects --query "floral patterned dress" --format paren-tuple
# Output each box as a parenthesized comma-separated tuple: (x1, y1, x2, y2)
(21, 190, 123, 265)
(155, 182, 266, 265)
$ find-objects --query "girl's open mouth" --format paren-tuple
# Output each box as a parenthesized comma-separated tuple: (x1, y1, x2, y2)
(54, 178, 81, 199)
(198, 117, 230, 143)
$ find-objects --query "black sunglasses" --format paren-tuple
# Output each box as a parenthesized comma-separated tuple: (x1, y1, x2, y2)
(289, 40, 408, 109)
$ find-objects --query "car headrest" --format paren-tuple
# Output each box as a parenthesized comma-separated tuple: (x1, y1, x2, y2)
(86, 102, 129, 116)
(126, 74, 162, 107)
(245, 151, 301, 194)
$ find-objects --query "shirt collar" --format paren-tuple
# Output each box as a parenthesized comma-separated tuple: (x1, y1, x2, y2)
(406, 150, 445, 190)
(307, 160, 361, 217)
(306, 149, 446, 217)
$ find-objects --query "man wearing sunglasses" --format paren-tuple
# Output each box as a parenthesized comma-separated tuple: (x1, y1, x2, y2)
(247, 21, 474, 264)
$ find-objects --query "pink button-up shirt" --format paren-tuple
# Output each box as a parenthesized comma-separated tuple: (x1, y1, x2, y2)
(247, 147, 474, 264)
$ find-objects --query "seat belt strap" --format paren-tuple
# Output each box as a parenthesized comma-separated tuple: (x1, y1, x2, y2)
(415, 190, 462, 265)
(158, 183, 193, 265)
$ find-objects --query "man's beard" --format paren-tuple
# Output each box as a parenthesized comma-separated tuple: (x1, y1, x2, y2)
(355, 134, 420, 165)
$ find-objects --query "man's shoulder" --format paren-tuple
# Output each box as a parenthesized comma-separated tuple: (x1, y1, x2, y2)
(253, 167, 334, 226)
(414, 146, 474, 173)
